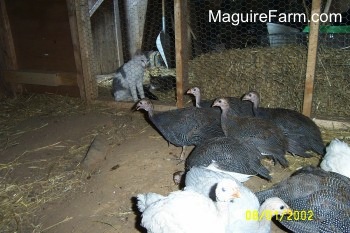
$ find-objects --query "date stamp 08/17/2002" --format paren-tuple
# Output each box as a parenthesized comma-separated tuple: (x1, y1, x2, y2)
(245, 210, 314, 221)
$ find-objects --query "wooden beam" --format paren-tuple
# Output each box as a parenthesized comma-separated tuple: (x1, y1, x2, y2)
(3, 71, 77, 86)
(69, 0, 98, 102)
(302, 0, 321, 117)
(113, 0, 124, 67)
(174, 0, 188, 108)
(89, 0, 105, 17)
(66, 0, 86, 99)
(0, 0, 18, 70)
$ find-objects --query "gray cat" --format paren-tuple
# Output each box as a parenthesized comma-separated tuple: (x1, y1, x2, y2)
(111, 54, 149, 102)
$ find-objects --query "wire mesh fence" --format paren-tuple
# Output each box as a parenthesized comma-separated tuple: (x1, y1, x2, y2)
(87, 0, 350, 118)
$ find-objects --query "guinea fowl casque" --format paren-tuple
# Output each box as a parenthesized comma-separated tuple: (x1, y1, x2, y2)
(186, 137, 272, 181)
(242, 90, 325, 157)
(136, 99, 224, 159)
(136, 178, 241, 233)
(320, 138, 350, 178)
(256, 166, 350, 233)
(212, 98, 289, 167)
(137, 177, 291, 233)
(187, 87, 253, 117)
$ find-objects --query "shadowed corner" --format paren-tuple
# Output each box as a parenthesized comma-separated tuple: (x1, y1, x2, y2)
(130, 196, 147, 233)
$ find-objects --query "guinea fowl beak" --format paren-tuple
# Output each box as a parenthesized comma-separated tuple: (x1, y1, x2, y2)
(242, 95, 249, 101)
(134, 103, 142, 111)
(232, 189, 241, 198)
(284, 208, 293, 216)
(186, 89, 192, 94)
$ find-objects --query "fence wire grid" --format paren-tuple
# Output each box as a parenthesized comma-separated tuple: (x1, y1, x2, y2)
(88, 0, 350, 118)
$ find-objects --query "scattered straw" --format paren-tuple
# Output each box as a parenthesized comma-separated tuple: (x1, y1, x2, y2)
(40, 216, 73, 232)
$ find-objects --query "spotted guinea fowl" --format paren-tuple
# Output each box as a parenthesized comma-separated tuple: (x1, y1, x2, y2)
(320, 138, 350, 178)
(184, 167, 291, 233)
(186, 87, 253, 116)
(136, 178, 241, 233)
(186, 137, 272, 181)
(242, 90, 325, 157)
(256, 166, 350, 233)
(212, 98, 289, 167)
(136, 99, 224, 159)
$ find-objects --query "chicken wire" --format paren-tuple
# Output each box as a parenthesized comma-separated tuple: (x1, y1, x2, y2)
(86, 0, 350, 118)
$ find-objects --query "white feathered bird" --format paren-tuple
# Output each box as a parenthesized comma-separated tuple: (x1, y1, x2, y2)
(184, 166, 291, 233)
(320, 138, 350, 178)
(137, 178, 241, 233)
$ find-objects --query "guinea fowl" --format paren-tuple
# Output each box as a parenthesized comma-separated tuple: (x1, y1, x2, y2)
(320, 138, 350, 178)
(212, 98, 289, 167)
(186, 87, 253, 116)
(136, 178, 241, 233)
(242, 90, 325, 157)
(256, 166, 350, 233)
(137, 178, 291, 233)
(186, 137, 272, 181)
(136, 99, 224, 159)
(185, 167, 292, 233)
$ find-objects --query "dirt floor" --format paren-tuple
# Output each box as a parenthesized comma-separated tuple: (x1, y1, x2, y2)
(1, 94, 350, 233)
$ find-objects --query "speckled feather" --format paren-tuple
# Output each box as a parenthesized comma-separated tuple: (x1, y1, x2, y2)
(213, 98, 289, 167)
(243, 91, 325, 156)
(256, 166, 350, 233)
(186, 137, 272, 180)
(137, 99, 224, 147)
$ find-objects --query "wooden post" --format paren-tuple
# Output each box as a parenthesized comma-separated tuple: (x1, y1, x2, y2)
(302, 0, 321, 117)
(66, 0, 98, 102)
(0, 0, 20, 96)
(67, 0, 85, 100)
(0, 0, 18, 70)
(113, 0, 124, 67)
(174, 0, 188, 108)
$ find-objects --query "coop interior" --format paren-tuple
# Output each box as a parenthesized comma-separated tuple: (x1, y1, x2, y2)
(1, 0, 350, 232)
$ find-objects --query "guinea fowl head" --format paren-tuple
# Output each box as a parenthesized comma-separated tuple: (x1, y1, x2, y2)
(260, 197, 292, 216)
(136, 99, 153, 112)
(215, 178, 241, 202)
(242, 91, 260, 108)
(212, 98, 230, 111)
(186, 87, 200, 97)
(186, 87, 202, 107)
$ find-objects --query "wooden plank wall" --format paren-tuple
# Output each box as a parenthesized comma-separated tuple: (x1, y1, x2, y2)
(5, 0, 77, 72)
(90, 0, 120, 74)
(3, 0, 81, 96)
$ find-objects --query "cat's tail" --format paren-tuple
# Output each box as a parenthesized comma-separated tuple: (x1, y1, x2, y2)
(96, 73, 116, 81)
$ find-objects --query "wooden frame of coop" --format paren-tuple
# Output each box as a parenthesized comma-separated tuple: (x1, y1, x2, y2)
(0, 0, 330, 117)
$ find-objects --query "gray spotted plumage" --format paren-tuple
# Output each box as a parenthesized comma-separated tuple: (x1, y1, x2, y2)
(136, 99, 224, 148)
(242, 91, 325, 157)
(186, 137, 272, 181)
(256, 166, 350, 233)
(213, 98, 289, 167)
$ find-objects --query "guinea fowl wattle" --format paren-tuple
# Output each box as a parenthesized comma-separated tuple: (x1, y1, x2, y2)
(212, 98, 289, 167)
(242, 91, 325, 157)
(136, 99, 224, 159)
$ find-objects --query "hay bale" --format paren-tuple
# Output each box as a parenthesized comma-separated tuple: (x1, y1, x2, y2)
(189, 45, 350, 117)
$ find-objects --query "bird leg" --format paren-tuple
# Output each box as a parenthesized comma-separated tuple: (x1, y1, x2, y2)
(179, 146, 187, 161)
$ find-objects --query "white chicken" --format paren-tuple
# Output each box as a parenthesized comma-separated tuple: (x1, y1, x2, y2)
(320, 138, 350, 178)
